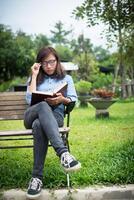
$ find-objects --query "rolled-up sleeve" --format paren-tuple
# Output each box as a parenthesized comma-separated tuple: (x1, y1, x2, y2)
(25, 77, 32, 105)
(66, 75, 78, 102)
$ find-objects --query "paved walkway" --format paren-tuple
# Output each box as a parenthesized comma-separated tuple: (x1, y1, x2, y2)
(2, 184, 134, 200)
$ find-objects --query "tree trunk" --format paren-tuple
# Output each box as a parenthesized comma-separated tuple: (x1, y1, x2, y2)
(118, 28, 127, 99)
(112, 64, 119, 93)
(117, 0, 127, 98)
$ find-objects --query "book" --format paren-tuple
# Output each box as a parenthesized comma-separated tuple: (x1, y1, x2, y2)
(31, 82, 67, 106)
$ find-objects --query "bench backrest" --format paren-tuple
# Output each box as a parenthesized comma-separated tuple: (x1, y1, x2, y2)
(0, 92, 75, 123)
(0, 92, 28, 120)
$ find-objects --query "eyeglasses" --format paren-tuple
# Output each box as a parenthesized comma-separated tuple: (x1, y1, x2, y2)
(42, 59, 56, 67)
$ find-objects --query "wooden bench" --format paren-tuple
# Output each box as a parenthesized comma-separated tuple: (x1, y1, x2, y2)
(0, 92, 75, 150)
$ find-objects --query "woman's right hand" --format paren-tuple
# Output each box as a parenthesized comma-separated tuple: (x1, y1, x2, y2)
(31, 63, 41, 77)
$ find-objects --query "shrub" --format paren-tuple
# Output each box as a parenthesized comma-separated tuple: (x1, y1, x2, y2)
(91, 73, 113, 89)
(0, 77, 27, 92)
(75, 80, 92, 94)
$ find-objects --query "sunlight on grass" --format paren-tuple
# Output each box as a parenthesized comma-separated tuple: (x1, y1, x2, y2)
(0, 100, 134, 189)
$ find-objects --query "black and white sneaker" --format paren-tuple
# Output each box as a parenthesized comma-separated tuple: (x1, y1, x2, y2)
(61, 152, 81, 172)
(26, 177, 43, 199)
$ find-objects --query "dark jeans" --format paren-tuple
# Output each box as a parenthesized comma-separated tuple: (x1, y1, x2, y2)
(24, 101, 68, 179)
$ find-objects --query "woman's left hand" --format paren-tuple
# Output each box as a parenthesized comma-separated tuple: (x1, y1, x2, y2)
(46, 93, 64, 105)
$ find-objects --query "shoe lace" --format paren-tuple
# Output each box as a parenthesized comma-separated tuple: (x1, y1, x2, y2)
(30, 178, 42, 190)
(62, 152, 74, 166)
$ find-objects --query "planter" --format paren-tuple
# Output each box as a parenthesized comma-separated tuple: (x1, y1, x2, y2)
(88, 98, 117, 118)
(78, 93, 90, 107)
(75, 80, 92, 107)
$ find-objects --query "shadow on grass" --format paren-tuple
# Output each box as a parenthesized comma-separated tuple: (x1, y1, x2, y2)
(0, 140, 134, 189)
(70, 139, 134, 187)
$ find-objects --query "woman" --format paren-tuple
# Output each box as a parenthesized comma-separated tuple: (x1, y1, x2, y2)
(24, 47, 81, 199)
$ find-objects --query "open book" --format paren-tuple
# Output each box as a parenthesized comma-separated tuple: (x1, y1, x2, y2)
(31, 82, 67, 106)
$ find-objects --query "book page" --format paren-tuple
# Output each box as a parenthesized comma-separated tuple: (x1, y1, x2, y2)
(33, 90, 53, 96)
(53, 82, 67, 94)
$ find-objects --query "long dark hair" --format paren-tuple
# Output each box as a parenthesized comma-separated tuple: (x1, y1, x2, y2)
(35, 47, 66, 85)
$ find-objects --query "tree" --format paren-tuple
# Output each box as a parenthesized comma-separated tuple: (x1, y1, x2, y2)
(14, 30, 34, 76)
(34, 34, 50, 52)
(50, 21, 72, 45)
(71, 34, 93, 55)
(73, 0, 134, 98)
(0, 25, 35, 82)
(124, 31, 134, 81)
(93, 46, 111, 63)
(71, 34, 97, 81)
(55, 45, 73, 61)
(0, 24, 15, 81)
(73, 52, 97, 81)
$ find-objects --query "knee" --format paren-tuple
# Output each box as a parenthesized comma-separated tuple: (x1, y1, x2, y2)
(38, 101, 51, 112)
(24, 110, 31, 129)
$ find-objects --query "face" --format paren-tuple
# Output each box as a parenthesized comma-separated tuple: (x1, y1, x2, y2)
(41, 54, 57, 75)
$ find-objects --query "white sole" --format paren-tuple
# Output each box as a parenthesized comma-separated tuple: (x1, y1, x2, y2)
(26, 192, 41, 199)
(63, 162, 81, 172)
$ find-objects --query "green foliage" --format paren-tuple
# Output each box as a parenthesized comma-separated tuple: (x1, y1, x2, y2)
(100, 53, 118, 68)
(93, 46, 110, 62)
(75, 80, 92, 94)
(71, 34, 98, 81)
(123, 31, 134, 80)
(0, 25, 34, 82)
(50, 21, 72, 45)
(0, 101, 134, 188)
(15, 30, 35, 75)
(73, 0, 134, 98)
(34, 34, 50, 52)
(55, 45, 73, 61)
(0, 80, 11, 92)
(73, 53, 98, 81)
(91, 73, 113, 89)
(0, 24, 16, 81)
(71, 34, 93, 55)
(73, 0, 133, 35)
(0, 77, 27, 92)
(1, 20, 133, 99)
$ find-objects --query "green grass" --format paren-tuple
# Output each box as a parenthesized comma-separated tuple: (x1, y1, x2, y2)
(0, 100, 134, 189)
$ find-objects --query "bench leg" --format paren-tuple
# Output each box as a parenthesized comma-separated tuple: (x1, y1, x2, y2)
(61, 133, 71, 187)
(66, 173, 70, 188)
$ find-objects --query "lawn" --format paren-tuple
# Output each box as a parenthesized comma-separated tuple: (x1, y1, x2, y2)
(0, 100, 134, 189)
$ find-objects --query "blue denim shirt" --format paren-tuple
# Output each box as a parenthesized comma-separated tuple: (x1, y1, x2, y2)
(26, 74, 77, 117)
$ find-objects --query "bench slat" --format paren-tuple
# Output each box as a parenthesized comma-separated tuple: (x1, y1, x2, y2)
(0, 91, 26, 96)
(0, 96, 26, 101)
(0, 110, 25, 115)
(0, 105, 27, 110)
(0, 115, 24, 120)
(0, 101, 27, 106)
(0, 127, 70, 137)
(0, 92, 28, 121)
(0, 145, 34, 149)
(0, 105, 28, 111)
(0, 129, 32, 136)
(0, 92, 26, 101)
